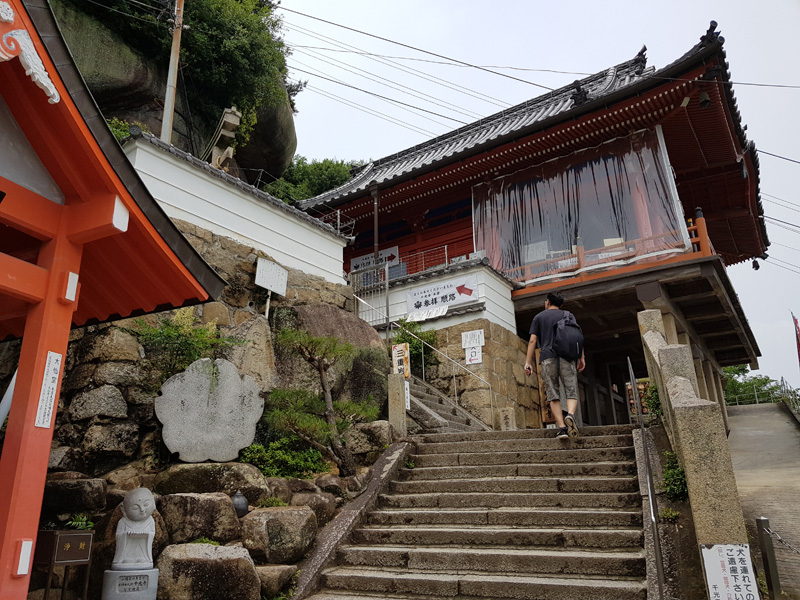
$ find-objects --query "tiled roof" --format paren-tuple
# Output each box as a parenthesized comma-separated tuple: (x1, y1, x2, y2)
(301, 24, 731, 210)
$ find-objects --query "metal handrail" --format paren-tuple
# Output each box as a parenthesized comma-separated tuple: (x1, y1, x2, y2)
(353, 293, 495, 429)
(627, 357, 666, 599)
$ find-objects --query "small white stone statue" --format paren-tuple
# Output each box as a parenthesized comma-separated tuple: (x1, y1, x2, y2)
(111, 488, 156, 571)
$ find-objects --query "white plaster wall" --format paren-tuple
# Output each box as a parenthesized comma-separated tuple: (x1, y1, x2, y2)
(361, 264, 517, 334)
(124, 141, 346, 284)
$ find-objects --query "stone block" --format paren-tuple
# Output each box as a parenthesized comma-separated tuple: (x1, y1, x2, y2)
(225, 316, 278, 393)
(83, 422, 139, 457)
(94, 363, 149, 387)
(668, 376, 748, 545)
(496, 407, 517, 430)
(102, 568, 157, 600)
(200, 301, 231, 327)
(233, 309, 255, 326)
(387, 374, 407, 437)
(290, 491, 337, 526)
(157, 492, 241, 544)
(43, 474, 107, 512)
(154, 463, 269, 506)
(255, 565, 297, 599)
(658, 345, 699, 397)
(48, 446, 86, 473)
(61, 363, 97, 394)
(637, 309, 667, 338)
(85, 329, 142, 363)
(155, 359, 263, 463)
(68, 385, 128, 421)
(157, 544, 260, 600)
(240, 506, 317, 563)
(343, 421, 394, 455)
(265, 478, 293, 504)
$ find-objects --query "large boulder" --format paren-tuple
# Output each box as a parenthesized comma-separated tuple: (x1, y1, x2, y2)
(290, 491, 337, 526)
(81, 422, 139, 457)
(293, 303, 384, 350)
(240, 506, 317, 563)
(153, 463, 268, 505)
(157, 544, 261, 600)
(82, 328, 142, 363)
(42, 472, 106, 513)
(255, 565, 298, 598)
(48, 446, 85, 473)
(155, 358, 263, 463)
(157, 493, 241, 544)
(223, 316, 279, 394)
(343, 420, 395, 455)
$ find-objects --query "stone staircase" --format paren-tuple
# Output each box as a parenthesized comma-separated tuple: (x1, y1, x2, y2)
(307, 425, 647, 600)
(406, 375, 492, 433)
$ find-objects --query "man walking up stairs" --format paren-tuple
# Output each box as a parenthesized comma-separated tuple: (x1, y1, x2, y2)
(307, 425, 647, 600)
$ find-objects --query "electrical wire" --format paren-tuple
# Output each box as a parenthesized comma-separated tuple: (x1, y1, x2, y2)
(292, 46, 484, 121)
(83, 0, 166, 25)
(764, 260, 800, 276)
(290, 59, 453, 128)
(763, 193, 800, 208)
(765, 215, 800, 229)
(772, 257, 800, 270)
(288, 65, 469, 125)
(284, 23, 511, 108)
(766, 220, 800, 236)
(763, 198, 800, 215)
(303, 85, 437, 137)
(771, 242, 800, 254)
(278, 7, 553, 91)
(759, 150, 800, 165)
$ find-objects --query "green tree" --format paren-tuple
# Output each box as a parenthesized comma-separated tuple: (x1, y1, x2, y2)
(264, 155, 360, 203)
(723, 365, 780, 404)
(271, 330, 375, 476)
(66, 0, 295, 142)
(392, 318, 438, 377)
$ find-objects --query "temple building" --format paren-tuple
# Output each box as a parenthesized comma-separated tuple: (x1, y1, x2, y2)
(301, 23, 767, 429)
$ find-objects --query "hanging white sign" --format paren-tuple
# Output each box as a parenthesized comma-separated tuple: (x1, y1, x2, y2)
(404, 380, 411, 410)
(255, 258, 288, 296)
(406, 275, 478, 313)
(407, 305, 448, 322)
(700, 544, 759, 600)
(465, 346, 483, 365)
(34, 351, 62, 429)
(351, 246, 400, 271)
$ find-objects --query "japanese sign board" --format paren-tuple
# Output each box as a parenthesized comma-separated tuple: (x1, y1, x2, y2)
(34, 352, 62, 429)
(465, 346, 483, 365)
(404, 380, 411, 410)
(461, 329, 485, 349)
(351, 246, 400, 271)
(700, 544, 760, 600)
(392, 343, 410, 378)
(407, 305, 447, 322)
(406, 275, 478, 313)
(255, 258, 288, 296)
(34, 531, 93, 566)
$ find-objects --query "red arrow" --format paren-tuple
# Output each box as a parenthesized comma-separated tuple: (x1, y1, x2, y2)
(456, 284, 474, 296)
(386, 253, 397, 262)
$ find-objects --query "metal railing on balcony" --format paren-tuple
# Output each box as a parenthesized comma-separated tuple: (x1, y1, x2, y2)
(349, 263, 389, 328)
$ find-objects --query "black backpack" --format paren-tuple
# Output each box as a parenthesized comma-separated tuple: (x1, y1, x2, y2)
(550, 310, 584, 361)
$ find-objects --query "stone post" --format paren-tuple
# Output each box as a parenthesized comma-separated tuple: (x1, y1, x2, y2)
(387, 374, 407, 437)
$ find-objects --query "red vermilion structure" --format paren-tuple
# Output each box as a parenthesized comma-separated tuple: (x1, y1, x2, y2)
(0, 2, 225, 597)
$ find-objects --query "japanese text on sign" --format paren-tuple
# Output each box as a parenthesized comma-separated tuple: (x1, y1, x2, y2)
(255, 258, 288, 296)
(35, 352, 62, 428)
(405, 275, 478, 313)
(351, 246, 400, 271)
(700, 544, 759, 600)
(461, 329, 485, 349)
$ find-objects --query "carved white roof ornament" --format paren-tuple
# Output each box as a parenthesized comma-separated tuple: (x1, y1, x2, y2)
(0, 1, 60, 103)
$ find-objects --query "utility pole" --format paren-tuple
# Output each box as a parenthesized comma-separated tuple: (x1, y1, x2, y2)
(160, 0, 185, 143)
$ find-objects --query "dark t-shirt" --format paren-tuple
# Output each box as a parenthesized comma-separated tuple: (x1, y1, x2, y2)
(530, 308, 572, 363)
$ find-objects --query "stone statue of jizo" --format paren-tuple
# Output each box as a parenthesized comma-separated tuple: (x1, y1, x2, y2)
(112, 488, 156, 571)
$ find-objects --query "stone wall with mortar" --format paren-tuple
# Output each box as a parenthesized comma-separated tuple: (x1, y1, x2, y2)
(424, 318, 541, 429)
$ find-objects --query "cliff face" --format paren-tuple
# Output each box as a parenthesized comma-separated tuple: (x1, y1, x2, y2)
(50, 0, 296, 179)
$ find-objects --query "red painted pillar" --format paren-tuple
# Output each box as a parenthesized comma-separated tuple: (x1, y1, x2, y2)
(0, 227, 82, 598)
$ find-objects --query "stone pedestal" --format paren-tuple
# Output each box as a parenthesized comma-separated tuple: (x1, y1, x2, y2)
(101, 568, 158, 600)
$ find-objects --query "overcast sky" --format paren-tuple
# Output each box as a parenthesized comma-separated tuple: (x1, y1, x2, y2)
(278, 0, 800, 388)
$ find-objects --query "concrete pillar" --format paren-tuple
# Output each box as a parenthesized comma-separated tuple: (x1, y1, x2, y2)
(694, 358, 709, 400)
(387, 374, 407, 437)
(662, 312, 680, 344)
(712, 370, 730, 435)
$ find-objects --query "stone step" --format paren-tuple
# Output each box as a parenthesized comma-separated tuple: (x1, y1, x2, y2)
(338, 544, 645, 577)
(414, 434, 632, 455)
(367, 507, 644, 529)
(411, 445, 636, 467)
(319, 567, 647, 600)
(378, 491, 641, 510)
(390, 475, 639, 495)
(413, 424, 635, 444)
(397, 460, 637, 480)
(350, 526, 643, 549)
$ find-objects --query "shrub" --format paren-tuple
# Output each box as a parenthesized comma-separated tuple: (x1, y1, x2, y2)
(189, 537, 220, 546)
(663, 451, 689, 502)
(643, 383, 662, 417)
(257, 497, 288, 508)
(65, 513, 94, 530)
(240, 436, 329, 479)
(392, 318, 438, 377)
(660, 507, 680, 523)
(124, 307, 242, 382)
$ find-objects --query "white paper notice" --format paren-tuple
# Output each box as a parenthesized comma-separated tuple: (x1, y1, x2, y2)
(34, 351, 62, 428)
(700, 544, 760, 600)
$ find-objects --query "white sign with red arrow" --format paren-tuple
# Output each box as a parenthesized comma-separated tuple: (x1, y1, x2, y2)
(350, 246, 400, 271)
(405, 275, 478, 313)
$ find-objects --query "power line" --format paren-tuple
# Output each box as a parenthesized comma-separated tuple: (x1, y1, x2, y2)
(766, 220, 800, 236)
(772, 256, 800, 270)
(303, 84, 437, 137)
(284, 22, 510, 109)
(765, 215, 800, 229)
(83, 0, 166, 25)
(292, 46, 484, 121)
(278, 6, 553, 91)
(763, 197, 800, 215)
(772, 242, 800, 254)
(290, 59, 453, 128)
(763, 193, 800, 208)
(764, 260, 800, 276)
(760, 150, 800, 165)
(288, 65, 469, 125)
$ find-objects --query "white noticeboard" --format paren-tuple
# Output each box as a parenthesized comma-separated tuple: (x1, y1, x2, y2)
(35, 351, 62, 428)
(700, 544, 760, 600)
(351, 246, 400, 271)
(462, 329, 485, 349)
(255, 258, 288, 296)
(465, 346, 483, 365)
(404, 380, 411, 410)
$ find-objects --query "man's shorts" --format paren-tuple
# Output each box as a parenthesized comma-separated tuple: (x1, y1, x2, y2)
(540, 357, 578, 402)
